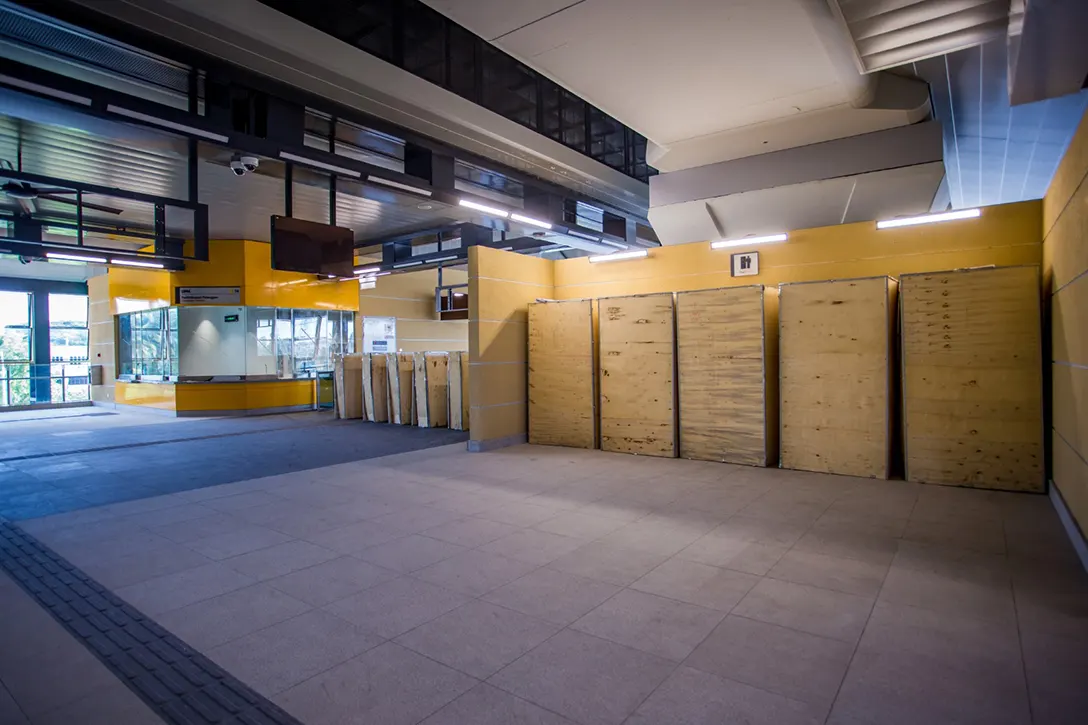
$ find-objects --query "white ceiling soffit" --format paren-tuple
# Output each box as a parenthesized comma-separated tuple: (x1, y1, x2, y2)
(1007, 0, 1088, 106)
(63, 0, 648, 217)
(827, 0, 1012, 73)
(648, 161, 945, 245)
(426, 0, 873, 155)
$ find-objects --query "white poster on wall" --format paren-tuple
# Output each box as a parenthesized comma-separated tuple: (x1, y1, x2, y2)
(363, 316, 397, 353)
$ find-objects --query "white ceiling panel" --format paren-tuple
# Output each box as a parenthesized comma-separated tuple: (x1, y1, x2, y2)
(421, 0, 575, 41)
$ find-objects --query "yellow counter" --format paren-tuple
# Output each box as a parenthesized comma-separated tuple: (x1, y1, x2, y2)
(115, 380, 316, 416)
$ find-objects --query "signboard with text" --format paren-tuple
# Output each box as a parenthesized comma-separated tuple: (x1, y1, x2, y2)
(363, 316, 397, 353)
(176, 286, 241, 304)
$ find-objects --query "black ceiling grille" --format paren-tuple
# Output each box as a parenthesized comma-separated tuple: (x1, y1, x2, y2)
(0, 0, 190, 94)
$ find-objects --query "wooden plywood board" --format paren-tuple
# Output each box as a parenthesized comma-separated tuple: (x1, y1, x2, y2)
(387, 353, 414, 425)
(362, 354, 389, 423)
(413, 352, 430, 427)
(426, 353, 449, 428)
(901, 266, 1044, 491)
(599, 293, 676, 457)
(676, 286, 768, 465)
(528, 299, 596, 448)
(449, 351, 465, 431)
(341, 354, 364, 419)
(779, 277, 893, 478)
(461, 350, 470, 430)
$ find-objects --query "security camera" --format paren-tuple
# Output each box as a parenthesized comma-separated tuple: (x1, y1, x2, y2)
(229, 158, 247, 176)
(239, 155, 259, 172)
(229, 154, 260, 176)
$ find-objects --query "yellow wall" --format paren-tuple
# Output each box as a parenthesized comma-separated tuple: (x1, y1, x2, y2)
(1043, 108, 1088, 535)
(468, 247, 554, 447)
(553, 200, 1042, 299)
(115, 380, 314, 413)
(359, 268, 469, 353)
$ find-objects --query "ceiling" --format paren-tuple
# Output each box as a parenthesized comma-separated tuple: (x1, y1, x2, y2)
(423, 0, 871, 149)
(906, 38, 1088, 209)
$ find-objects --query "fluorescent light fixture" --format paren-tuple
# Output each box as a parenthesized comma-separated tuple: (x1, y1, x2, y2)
(567, 230, 601, 242)
(430, 255, 458, 263)
(500, 246, 514, 251)
(588, 250, 648, 263)
(393, 260, 424, 269)
(1, 75, 91, 105)
(279, 151, 361, 178)
(354, 266, 380, 275)
(46, 252, 107, 263)
(711, 233, 788, 249)
(876, 208, 980, 229)
(459, 199, 509, 218)
(599, 239, 627, 249)
(510, 213, 552, 230)
(106, 105, 228, 142)
(453, 292, 466, 297)
(366, 175, 432, 196)
(111, 258, 165, 269)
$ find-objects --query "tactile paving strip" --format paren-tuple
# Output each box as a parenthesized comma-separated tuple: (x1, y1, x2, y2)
(0, 519, 304, 725)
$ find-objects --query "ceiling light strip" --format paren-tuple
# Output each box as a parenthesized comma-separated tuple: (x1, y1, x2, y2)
(711, 233, 788, 250)
(106, 105, 229, 142)
(392, 260, 424, 268)
(510, 213, 552, 230)
(279, 151, 362, 178)
(588, 250, 648, 263)
(429, 255, 459, 263)
(459, 199, 509, 218)
(599, 239, 628, 249)
(1, 75, 92, 106)
(366, 175, 433, 196)
(46, 252, 107, 263)
(567, 230, 601, 242)
(876, 208, 980, 229)
(354, 266, 381, 275)
(111, 258, 165, 269)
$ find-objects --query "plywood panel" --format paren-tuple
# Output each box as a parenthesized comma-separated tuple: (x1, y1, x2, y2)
(779, 277, 893, 478)
(528, 299, 595, 449)
(676, 286, 768, 465)
(414, 352, 430, 428)
(426, 353, 449, 428)
(460, 350, 470, 430)
(362, 354, 390, 423)
(901, 266, 1044, 491)
(599, 293, 675, 457)
(387, 353, 414, 425)
(449, 351, 465, 431)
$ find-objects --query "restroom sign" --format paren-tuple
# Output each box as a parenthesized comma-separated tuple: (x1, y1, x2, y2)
(731, 251, 759, 277)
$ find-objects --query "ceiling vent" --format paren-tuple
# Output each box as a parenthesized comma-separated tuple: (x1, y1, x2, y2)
(827, 0, 1011, 73)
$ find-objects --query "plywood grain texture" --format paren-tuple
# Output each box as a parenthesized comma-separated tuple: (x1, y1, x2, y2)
(528, 299, 596, 448)
(448, 351, 465, 431)
(901, 266, 1044, 492)
(413, 352, 430, 428)
(599, 293, 676, 457)
(362, 354, 389, 423)
(426, 353, 449, 428)
(677, 286, 770, 465)
(779, 277, 894, 478)
(386, 353, 414, 425)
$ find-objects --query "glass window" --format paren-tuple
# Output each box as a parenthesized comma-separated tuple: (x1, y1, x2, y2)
(0, 291, 32, 363)
(275, 309, 294, 378)
(403, 2, 446, 86)
(448, 22, 478, 101)
(561, 90, 587, 153)
(481, 45, 538, 129)
(116, 307, 176, 378)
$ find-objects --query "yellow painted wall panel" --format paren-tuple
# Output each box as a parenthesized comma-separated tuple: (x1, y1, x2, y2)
(473, 277, 548, 323)
(1044, 108, 1088, 237)
(1052, 272, 1088, 365)
(1053, 433, 1088, 538)
(1044, 195, 1088, 293)
(1052, 363, 1088, 465)
(470, 362, 527, 408)
(115, 382, 176, 410)
(475, 246, 554, 287)
(472, 320, 528, 364)
(469, 402, 528, 441)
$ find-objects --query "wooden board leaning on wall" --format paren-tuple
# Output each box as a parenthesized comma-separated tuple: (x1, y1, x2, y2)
(676, 286, 776, 466)
(361, 353, 389, 423)
(448, 351, 468, 432)
(528, 299, 596, 449)
(386, 353, 415, 425)
(900, 265, 1044, 492)
(599, 292, 676, 457)
(779, 276, 896, 479)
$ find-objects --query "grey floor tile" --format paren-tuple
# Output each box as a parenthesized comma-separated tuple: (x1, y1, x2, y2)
(597, 519, 707, 557)
(489, 628, 674, 725)
(421, 683, 575, 725)
(632, 557, 759, 611)
(626, 666, 822, 725)
(902, 517, 1006, 555)
(0, 682, 27, 724)
(830, 649, 1031, 725)
(534, 511, 627, 539)
(121, 502, 217, 528)
(415, 549, 539, 596)
(185, 525, 295, 560)
(686, 615, 854, 710)
(479, 528, 587, 565)
(155, 582, 312, 649)
(113, 562, 255, 616)
(222, 540, 339, 581)
(678, 530, 790, 575)
(32, 680, 165, 725)
(78, 540, 213, 589)
(303, 519, 406, 554)
(1020, 628, 1088, 725)
(571, 588, 723, 661)
(878, 566, 1016, 625)
(266, 555, 398, 606)
(275, 641, 476, 725)
(476, 501, 567, 527)
(733, 578, 873, 643)
(147, 512, 249, 544)
(549, 541, 668, 586)
(768, 550, 888, 598)
(422, 517, 521, 547)
(397, 600, 560, 678)
(370, 505, 463, 533)
(892, 540, 1011, 587)
(208, 609, 383, 696)
(202, 491, 284, 512)
(858, 601, 1022, 665)
(484, 568, 620, 625)
(792, 527, 900, 566)
(357, 534, 466, 573)
(325, 575, 471, 638)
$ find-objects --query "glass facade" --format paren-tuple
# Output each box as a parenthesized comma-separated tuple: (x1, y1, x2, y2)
(0, 290, 90, 407)
(260, 0, 655, 182)
(116, 306, 355, 380)
(0, 290, 32, 407)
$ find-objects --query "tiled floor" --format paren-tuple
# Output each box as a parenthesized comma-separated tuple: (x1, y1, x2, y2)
(8, 443, 1088, 725)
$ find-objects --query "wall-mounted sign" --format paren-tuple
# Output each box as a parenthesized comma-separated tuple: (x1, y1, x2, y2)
(177, 286, 241, 304)
(363, 316, 397, 353)
(731, 251, 759, 277)
(223, 314, 239, 323)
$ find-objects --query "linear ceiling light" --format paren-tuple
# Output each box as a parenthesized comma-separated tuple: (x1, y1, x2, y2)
(1, 75, 92, 105)
(876, 208, 980, 229)
(354, 266, 381, 275)
(588, 250, 648, 263)
(599, 239, 628, 249)
(106, 105, 228, 142)
(393, 260, 424, 269)
(711, 233, 788, 249)
(111, 258, 165, 269)
(430, 255, 458, 263)
(567, 230, 601, 242)
(510, 213, 552, 230)
(459, 199, 509, 218)
(46, 252, 107, 263)
(279, 151, 361, 178)
(367, 175, 432, 196)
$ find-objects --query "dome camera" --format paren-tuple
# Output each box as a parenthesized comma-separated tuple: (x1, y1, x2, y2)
(229, 153, 260, 176)
(239, 155, 260, 172)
